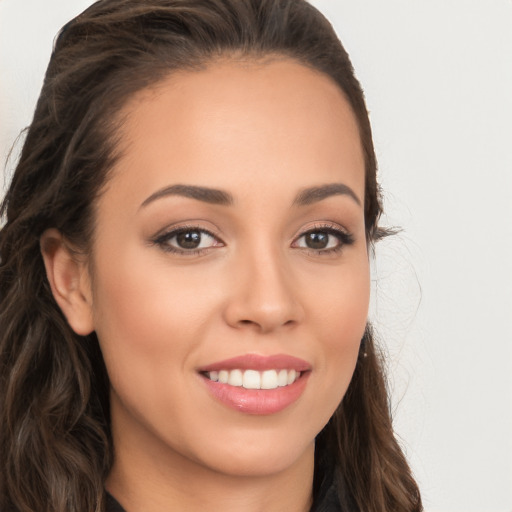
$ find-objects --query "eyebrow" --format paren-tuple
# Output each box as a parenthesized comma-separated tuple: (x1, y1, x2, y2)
(140, 184, 234, 208)
(140, 182, 361, 209)
(293, 183, 361, 207)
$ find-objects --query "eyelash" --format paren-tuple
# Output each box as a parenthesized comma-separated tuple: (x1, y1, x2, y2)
(293, 223, 355, 255)
(151, 223, 354, 256)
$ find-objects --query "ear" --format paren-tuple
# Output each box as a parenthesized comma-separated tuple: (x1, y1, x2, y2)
(40, 228, 95, 336)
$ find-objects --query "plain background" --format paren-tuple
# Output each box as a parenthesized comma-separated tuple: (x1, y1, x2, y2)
(1, 1, 511, 511)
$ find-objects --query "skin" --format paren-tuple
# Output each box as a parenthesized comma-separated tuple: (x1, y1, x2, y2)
(42, 59, 369, 512)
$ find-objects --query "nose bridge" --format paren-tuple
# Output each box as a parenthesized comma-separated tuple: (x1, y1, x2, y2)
(224, 235, 302, 333)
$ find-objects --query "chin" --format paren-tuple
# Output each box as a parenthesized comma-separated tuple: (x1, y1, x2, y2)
(202, 442, 315, 478)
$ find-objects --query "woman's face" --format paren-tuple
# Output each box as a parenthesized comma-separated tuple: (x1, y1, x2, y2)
(86, 59, 369, 478)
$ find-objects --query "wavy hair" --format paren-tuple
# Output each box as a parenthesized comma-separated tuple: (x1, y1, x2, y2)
(0, 1, 422, 511)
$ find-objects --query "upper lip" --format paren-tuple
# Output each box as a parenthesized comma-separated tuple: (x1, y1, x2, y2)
(198, 353, 312, 373)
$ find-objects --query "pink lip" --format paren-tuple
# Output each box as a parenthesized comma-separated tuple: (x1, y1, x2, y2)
(198, 354, 311, 415)
(198, 353, 311, 373)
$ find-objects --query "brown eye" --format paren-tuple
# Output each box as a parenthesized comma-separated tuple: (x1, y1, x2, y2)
(154, 227, 222, 254)
(295, 230, 340, 251)
(176, 230, 202, 249)
(292, 226, 354, 254)
(304, 232, 330, 249)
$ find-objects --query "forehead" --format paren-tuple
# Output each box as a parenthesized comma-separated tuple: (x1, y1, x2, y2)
(106, 58, 365, 206)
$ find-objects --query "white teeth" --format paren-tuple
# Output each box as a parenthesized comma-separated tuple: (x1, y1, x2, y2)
(261, 370, 278, 390)
(228, 369, 243, 387)
(243, 370, 261, 389)
(206, 369, 301, 389)
(277, 369, 288, 387)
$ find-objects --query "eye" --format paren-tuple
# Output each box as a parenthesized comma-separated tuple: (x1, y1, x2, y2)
(153, 227, 223, 254)
(292, 225, 354, 254)
(297, 231, 337, 250)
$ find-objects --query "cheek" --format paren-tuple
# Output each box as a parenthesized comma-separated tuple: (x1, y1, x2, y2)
(89, 247, 217, 386)
(305, 256, 370, 417)
(307, 251, 370, 339)
(89, 252, 227, 447)
(94, 254, 213, 327)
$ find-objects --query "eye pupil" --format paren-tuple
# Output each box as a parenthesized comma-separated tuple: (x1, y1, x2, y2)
(305, 232, 329, 249)
(176, 230, 201, 249)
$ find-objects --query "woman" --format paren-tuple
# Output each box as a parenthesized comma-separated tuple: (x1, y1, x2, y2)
(0, 1, 422, 511)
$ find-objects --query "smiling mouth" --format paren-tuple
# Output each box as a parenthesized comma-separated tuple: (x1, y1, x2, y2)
(198, 354, 311, 413)
(203, 369, 301, 390)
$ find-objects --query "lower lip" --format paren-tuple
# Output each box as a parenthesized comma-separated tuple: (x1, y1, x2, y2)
(201, 372, 310, 415)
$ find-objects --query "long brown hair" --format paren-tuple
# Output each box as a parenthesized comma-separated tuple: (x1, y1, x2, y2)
(0, 1, 422, 511)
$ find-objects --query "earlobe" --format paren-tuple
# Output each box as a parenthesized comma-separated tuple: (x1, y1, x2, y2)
(40, 228, 95, 336)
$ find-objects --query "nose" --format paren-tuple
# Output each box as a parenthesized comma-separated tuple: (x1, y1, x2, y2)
(222, 246, 304, 334)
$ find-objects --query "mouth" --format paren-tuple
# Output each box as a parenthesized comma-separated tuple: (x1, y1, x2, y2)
(198, 354, 311, 414)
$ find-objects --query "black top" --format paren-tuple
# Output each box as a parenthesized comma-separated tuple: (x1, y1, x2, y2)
(106, 492, 126, 512)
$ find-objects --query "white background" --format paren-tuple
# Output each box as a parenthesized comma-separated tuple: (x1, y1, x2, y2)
(1, 1, 511, 511)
